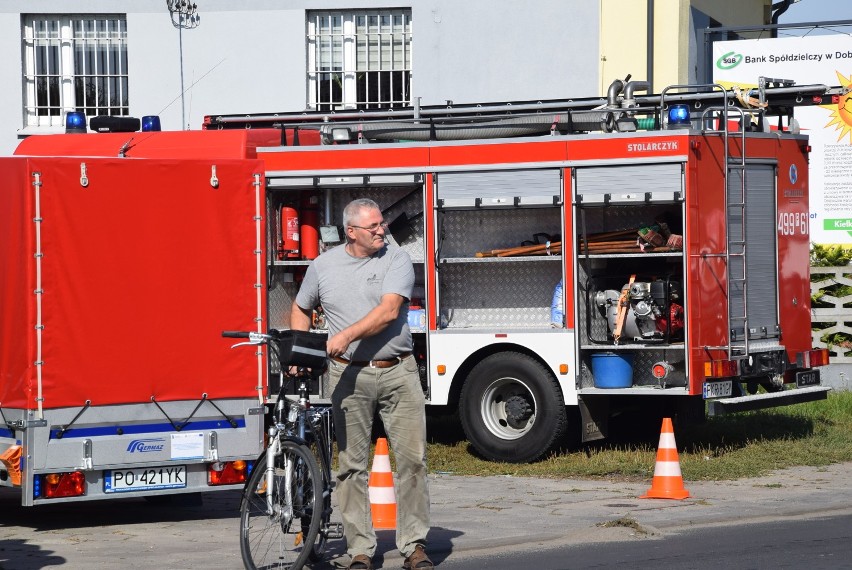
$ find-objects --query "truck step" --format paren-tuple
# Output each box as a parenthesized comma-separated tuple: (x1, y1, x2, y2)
(707, 386, 831, 416)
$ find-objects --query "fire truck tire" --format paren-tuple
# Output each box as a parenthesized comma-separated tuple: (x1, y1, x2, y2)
(459, 352, 567, 463)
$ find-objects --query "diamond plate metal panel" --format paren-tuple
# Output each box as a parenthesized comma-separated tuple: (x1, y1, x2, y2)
(439, 208, 562, 258)
(268, 276, 298, 330)
(438, 260, 562, 328)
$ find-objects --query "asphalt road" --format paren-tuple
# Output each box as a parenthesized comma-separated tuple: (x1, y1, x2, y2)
(437, 512, 852, 570)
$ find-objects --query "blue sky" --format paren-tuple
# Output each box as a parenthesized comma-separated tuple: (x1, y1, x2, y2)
(779, 0, 852, 26)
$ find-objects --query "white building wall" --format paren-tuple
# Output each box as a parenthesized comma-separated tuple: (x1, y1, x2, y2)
(0, 0, 599, 156)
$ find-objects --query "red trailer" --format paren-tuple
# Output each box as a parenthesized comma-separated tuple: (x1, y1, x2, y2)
(0, 130, 278, 505)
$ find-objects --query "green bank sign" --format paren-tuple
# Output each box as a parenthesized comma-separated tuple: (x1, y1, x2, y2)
(824, 219, 852, 237)
(716, 51, 743, 70)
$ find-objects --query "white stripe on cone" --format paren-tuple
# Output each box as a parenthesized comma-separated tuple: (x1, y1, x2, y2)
(372, 455, 392, 472)
(369, 486, 396, 504)
(658, 432, 677, 448)
(652, 461, 684, 477)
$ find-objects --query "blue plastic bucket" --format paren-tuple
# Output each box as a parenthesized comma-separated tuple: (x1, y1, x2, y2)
(590, 352, 633, 388)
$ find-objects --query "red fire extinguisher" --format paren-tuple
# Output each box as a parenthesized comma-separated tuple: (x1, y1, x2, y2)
(279, 205, 300, 259)
(300, 192, 320, 260)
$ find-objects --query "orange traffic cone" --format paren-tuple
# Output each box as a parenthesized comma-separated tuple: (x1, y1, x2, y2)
(369, 437, 397, 529)
(640, 417, 690, 500)
(0, 445, 22, 486)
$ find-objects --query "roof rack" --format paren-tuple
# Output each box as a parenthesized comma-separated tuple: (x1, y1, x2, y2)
(203, 78, 847, 143)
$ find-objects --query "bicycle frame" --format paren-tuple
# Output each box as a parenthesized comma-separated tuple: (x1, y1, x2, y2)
(225, 328, 340, 569)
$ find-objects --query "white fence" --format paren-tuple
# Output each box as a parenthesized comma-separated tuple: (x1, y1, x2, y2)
(811, 266, 852, 365)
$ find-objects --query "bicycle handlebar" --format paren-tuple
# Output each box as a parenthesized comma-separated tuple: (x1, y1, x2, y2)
(222, 331, 252, 338)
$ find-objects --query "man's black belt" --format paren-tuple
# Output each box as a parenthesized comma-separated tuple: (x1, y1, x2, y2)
(331, 352, 412, 369)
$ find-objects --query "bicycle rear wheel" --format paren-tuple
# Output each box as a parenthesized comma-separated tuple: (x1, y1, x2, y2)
(240, 440, 322, 570)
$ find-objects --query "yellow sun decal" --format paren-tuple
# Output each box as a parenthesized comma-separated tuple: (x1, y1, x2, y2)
(822, 71, 852, 143)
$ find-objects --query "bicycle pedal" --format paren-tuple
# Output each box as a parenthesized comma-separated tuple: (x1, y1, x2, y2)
(325, 522, 344, 540)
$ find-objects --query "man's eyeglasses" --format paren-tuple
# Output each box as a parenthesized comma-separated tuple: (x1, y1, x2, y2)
(349, 221, 388, 233)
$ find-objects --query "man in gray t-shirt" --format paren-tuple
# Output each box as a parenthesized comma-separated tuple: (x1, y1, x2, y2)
(291, 198, 433, 570)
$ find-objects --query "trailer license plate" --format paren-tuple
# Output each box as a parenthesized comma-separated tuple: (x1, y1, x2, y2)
(703, 380, 732, 399)
(104, 465, 187, 493)
(796, 369, 820, 387)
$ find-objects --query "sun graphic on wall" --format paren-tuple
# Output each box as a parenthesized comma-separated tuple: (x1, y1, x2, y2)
(822, 71, 852, 143)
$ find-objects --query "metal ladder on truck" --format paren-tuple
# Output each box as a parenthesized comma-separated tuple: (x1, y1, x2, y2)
(690, 79, 791, 364)
(659, 83, 757, 363)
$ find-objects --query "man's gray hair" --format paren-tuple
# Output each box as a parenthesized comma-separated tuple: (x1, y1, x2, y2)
(343, 198, 381, 228)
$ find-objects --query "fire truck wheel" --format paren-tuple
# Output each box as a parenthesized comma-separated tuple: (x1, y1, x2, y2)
(459, 352, 567, 463)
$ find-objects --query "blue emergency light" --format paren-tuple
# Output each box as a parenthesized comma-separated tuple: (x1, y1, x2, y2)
(65, 111, 87, 134)
(141, 115, 162, 132)
(667, 104, 691, 127)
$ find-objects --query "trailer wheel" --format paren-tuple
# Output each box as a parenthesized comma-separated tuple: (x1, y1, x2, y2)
(459, 352, 566, 463)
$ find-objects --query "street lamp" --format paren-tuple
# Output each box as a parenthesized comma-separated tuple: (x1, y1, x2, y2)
(166, 1, 200, 130)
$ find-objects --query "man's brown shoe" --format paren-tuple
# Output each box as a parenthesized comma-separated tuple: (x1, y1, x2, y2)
(403, 544, 433, 569)
(348, 554, 373, 570)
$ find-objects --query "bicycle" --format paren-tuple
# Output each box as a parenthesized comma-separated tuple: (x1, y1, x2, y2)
(223, 329, 342, 570)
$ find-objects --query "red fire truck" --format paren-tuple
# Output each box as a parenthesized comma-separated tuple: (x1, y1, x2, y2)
(0, 80, 843, 506)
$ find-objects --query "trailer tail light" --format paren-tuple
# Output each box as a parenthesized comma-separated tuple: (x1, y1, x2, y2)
(797, 348, 830, 368)
(34, 471, 86, 499)
(704, 359, 738, 378)
(208, 460, 251, 486)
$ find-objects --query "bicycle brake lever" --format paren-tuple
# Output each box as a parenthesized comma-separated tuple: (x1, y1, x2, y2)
(229, 340, 262, 349)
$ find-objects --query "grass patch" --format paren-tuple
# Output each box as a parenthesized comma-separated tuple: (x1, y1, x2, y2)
(425, 391, 852, 481)
(596, 516, 653, 536)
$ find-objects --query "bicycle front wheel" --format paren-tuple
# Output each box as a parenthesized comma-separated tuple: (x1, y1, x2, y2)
(240, 440, 322, 570)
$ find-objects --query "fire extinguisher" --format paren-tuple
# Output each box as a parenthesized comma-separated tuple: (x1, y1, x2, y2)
(279, 204, 300, 259)
(300, 192, 320, 260)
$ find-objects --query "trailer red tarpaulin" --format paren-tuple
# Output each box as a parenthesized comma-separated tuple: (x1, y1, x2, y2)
(0, 133, 271, 409)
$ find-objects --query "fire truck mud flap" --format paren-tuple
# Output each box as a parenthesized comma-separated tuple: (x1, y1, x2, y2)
(707, 386, 832, 417)
(459, 352, 567, 463)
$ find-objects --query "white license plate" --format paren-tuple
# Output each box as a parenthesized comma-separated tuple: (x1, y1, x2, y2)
(104, 465, 187, 493)
(703, 380, 733, 399)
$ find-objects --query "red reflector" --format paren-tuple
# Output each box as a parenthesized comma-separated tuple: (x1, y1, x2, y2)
(43, 471, 86, 499)
(809, 348, 830, 367)
(208, 460, 250, 486)
(798, 348, 830, 368)
(494, 333, 508, 338)
(704, 359, 738, 378)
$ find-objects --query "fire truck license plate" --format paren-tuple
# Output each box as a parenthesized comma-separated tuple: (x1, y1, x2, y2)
(104, 465, 187, 493)
(795, 370, 820, 387)
(703, 381, 732, 399)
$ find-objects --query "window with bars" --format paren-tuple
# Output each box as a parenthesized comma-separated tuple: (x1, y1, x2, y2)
(307, 9, 412, 111)
(22, 15, 129, 129)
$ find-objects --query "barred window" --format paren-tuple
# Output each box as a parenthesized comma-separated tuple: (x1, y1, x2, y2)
(307, 9, 412, 111)
(22, 15, 129, 128)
